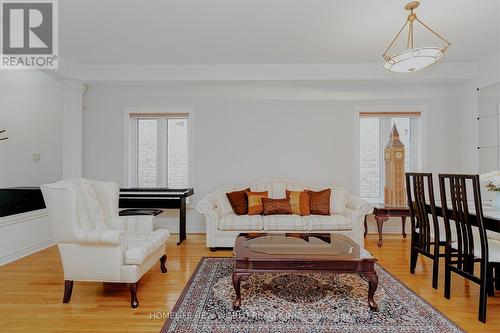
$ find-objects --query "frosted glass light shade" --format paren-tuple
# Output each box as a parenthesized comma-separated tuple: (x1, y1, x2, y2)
(384, 47, 444, 73)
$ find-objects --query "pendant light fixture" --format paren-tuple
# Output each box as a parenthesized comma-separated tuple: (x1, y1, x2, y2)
(383, 1, 451, 73)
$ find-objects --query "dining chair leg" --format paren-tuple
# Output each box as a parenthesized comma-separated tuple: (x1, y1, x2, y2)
(410, 247, 418, 274)
(432, 248, 439, 289)
(479, 279, 488, 323)
(478, 262, 489, 323)
(487, 264, 495, 297)
(444, 257, 451, 299)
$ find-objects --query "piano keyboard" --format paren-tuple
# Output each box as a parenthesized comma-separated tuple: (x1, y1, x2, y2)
(120, 191, 186, 196)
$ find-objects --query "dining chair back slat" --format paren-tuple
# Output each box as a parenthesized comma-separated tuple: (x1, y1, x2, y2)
(406, 172, 442, 289)
(438, 174, 491, 322)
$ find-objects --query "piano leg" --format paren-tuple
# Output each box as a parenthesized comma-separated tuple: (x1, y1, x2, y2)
(177, 197, 187, 245)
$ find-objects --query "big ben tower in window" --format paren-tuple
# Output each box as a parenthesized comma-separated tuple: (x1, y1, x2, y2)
(384, 124, 406, 206)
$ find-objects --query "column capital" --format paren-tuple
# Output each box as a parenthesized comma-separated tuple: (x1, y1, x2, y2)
(61, 80, 86, 93)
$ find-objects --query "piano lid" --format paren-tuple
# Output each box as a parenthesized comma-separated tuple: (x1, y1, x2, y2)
(119, 187, 194, 197)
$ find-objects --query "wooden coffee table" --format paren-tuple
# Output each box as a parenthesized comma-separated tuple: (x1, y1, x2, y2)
(232, 233, 378, 310)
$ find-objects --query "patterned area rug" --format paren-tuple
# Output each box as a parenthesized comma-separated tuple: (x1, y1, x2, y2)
(160, 257, 463, 333)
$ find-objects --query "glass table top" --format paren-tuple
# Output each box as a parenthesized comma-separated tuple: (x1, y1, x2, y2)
(243, 233, 354, 256)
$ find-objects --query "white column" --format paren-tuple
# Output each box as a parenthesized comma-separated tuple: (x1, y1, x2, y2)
(61, 80, 86, 179)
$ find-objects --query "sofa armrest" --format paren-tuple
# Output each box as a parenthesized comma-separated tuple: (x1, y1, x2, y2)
(196, 195, 221, 221)
(197, 194, 222, 248)
(346, 195, 374, 216)
(112, 215, 154, 232)
(342, 196, 373, 246)
(75, 229, 124, 245)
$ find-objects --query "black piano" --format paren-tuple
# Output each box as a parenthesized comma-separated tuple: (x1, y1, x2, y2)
(119, 188, 194, 245)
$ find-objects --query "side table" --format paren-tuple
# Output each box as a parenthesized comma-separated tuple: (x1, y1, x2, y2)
(364, 203, 410, 247)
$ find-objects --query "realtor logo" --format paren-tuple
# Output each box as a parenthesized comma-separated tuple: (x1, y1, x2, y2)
(1, 0, 58, 69)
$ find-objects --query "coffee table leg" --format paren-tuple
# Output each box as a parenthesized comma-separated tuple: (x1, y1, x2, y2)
(375, 216, 388, 247)
(363, 272, 379, 311)
(401, 216, 407, 238)
(232, 272, 249, 309)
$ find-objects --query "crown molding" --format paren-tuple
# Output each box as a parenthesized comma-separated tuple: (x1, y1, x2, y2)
(76, 62, 478, 83)
(61, 79, 87, 92)
(40, 58, 479, 84)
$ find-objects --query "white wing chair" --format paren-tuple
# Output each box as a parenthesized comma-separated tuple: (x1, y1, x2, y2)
(40, 179, 169, 308)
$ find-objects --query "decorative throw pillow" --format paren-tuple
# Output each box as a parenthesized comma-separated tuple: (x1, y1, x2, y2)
(306, 189, 331, 215)
(226, 188, 250, 215)
(246, 191, 268, 215)
(285, 190, 310, 216)
(262, 198, 293, 215)
(331, 187, 347, 214)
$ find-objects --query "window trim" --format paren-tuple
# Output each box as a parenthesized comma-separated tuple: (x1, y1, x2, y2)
(123, 107, 194, 188)
(354, 106, 427, 199)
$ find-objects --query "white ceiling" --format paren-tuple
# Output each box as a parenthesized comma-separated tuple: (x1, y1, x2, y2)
(60, 0, 499, 65)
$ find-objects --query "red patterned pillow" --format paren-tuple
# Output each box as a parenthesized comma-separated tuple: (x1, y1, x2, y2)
(306, 189, 331, 215)
(226, 188, 250, 215)
(261, 198, 293, 215)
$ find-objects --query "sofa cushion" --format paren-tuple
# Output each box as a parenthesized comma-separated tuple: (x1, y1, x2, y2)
(226, 188, 250, 215)
(306, 189, 331, 215)
(262, 198, 292, 215)
(247, 191, 268, 215)
(304, 214, 352, 231)
(263, 215, 308, 231)
(286, 190, 310, 216)
(331, 187, 347, 214)
(218, 214, 263, 231)
(124, 229, 169, 265)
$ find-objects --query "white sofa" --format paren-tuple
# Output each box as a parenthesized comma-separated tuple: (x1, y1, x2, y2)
(41, 179, 169, 308)
(196, 179, 373, 249)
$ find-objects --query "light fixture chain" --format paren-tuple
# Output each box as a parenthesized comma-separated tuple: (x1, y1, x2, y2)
(383, 20, 410, 59)
(415, 18, 451, 47)
(407, 20, 413, 49)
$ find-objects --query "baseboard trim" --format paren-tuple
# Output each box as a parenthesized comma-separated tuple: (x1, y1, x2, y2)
(157, 226, 206, 233)
(0, 209, 48, 228)
(187, 225, 205, 233)
(0, 238, 55, 266)
(366, 226, 405, 234)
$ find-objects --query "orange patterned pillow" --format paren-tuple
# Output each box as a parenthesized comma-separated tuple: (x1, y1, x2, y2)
(262, 198, 292, 215)
(285, 190, 310, 216)
(246, 191, 268, 215)
(306, 189, 331, 215)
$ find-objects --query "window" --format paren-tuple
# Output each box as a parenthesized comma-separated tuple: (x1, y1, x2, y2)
(359, 112, 421, 199)
(129, 113, 189, 188)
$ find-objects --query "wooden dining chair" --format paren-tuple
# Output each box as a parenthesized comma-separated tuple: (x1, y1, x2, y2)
(439, 174, 500, 323)
(406, 172, 445, 289)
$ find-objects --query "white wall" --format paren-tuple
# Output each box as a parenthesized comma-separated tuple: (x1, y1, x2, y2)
(0, 70, 63, 187)
(0, 70, 61, 265)
(82, 82, 476, 234)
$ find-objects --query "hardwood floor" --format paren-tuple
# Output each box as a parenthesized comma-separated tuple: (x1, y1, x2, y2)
(0, 233, 498, 332)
